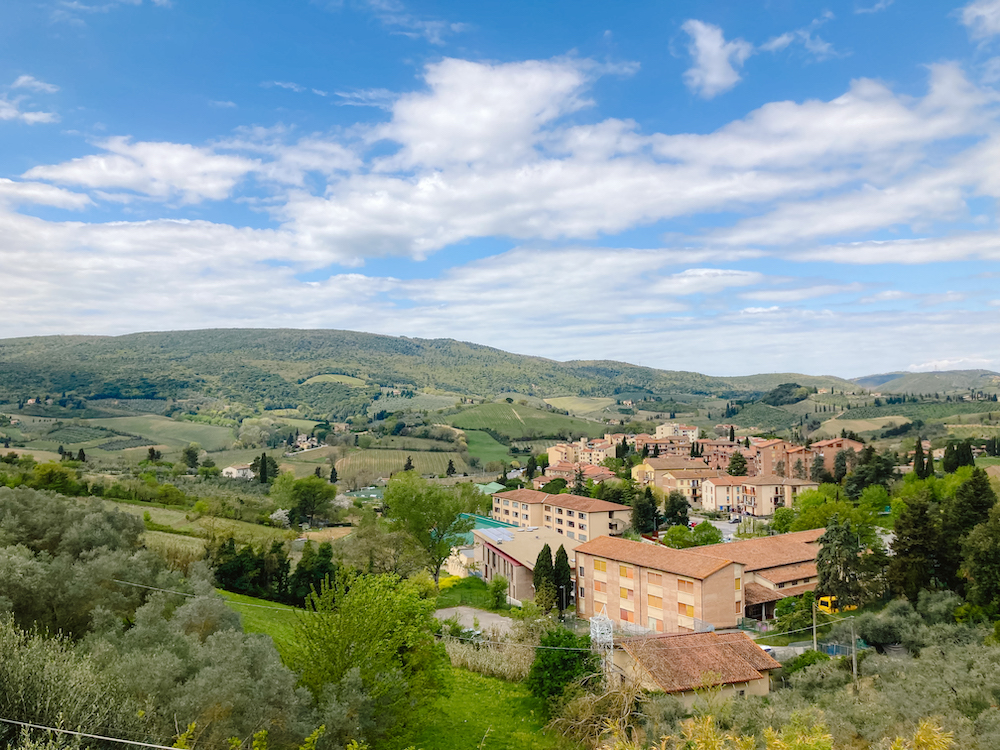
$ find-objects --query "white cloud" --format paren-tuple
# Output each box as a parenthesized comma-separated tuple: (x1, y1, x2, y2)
(335, 88, 397, 109)
(856, 0, 893, 13)
(23, 136, 258, 203)
(11, 75, 59, 93)
(364, 0, 467, 45)
(761, 13, 842, 60)
(681, 20, 754, 98)
(0, 178, 91, 209)
(741, 283, 864, 302)
(209, 100, 237, 108)
(961, 0, 1000, 39)
(0, 97, 58, 124)
(264, 81, 306, 92)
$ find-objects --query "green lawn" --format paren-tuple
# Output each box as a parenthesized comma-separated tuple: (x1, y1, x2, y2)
(437, 575, 496, 610)
(447, 403, 605, 441)
(401, 668, 562, 750)
(464, 430, 512, 464)
(218, 590, 301, 660)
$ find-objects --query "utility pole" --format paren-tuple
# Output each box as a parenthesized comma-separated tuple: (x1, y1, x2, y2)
(851, 616, 858, 684)
(812, 600, 818, 651)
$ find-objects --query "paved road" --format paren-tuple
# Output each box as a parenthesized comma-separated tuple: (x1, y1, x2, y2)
(690, 512, 742, 541)
(435, 605, 513, 633)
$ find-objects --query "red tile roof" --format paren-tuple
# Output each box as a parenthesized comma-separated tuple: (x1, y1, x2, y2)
(687, 529, 823, 572)
(492, 489, 550, 504)
(575, 536, 734, 579)
(621, 631, 780, 693)
(756, 561, 817, 585)
(545, 494, 631, 514)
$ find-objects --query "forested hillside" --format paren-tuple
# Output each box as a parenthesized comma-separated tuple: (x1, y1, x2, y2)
(0, 329, 856, 412)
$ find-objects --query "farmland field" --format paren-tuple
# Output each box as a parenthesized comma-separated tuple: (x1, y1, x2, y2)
(302, 373, 367, 387)
(368, 392, 459, 414)
(544, 396, 615, 416)
(814, 416, 911, 437)
(840, 401, 1000, 421)
(336, 449, 472, 477)
(730, 403, 798, 431)
(370, 435, 459, 451)
(463, 430, 512, 463)
(87, 415, 235, 450)
(446, 403, 604, 440)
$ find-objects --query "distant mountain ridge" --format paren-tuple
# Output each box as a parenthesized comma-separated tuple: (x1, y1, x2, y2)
(0, 329, 859, 411)
(852, 369, 1000, 394)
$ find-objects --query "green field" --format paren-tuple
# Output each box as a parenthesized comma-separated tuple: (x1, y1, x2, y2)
(464, 430, 513, 464)
(368, 392, 460, 415)
(841, 401, 999, 421)
(543, 396, 615, 416)
(302, 373, 368, 387)
(337, 449, 472, 477)
(402, 668, 559, 750)
(219, 590, 301, 659)
(729, 403, 798, 431)
(88, 415, 235, 450)
(447, 403, 604, 440)
(111, 500, 296, 546)
(814, 416, 911, 437)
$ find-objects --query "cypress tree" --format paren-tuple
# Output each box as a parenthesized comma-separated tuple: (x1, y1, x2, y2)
(925, 450, 934, 477)
(729, 426, 735, 442)
(259, 451, 269, 483)
(888, 492, 937, 600)
(533, 544, 554, 606)
(329, 465, 338, 483)
(913, 437, 925, 479)
(942, 444, 958, 473)
(553, 545, 572, 612)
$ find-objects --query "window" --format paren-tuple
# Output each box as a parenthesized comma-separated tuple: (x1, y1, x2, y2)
(557, 508, 563, 514)
(567, 531, 575, 539)
(522, 503, 529, 510)
(556, 518, 563, 525)
(566, 510, 574, 517)
(594, 560, 607, 572)
(503, 509, 510, 515)
(594, 580, 605, 592)
(677, 603, 694, 617)
(735, 577, 742, 590)
(579, 566, 585, 577)
(579, 535, 587, 541)
(648, 572, 662, 586)
(620, 608, 634, 623)
(678, 579, 695, 594)
(544, 505, 551, 511)
(557, 529, 563, 534)
(620, 587, 633, 600)
(503, 499, 509, 506)
(579, 523, 586, 531)
(648, 594, 662, 609)
(736, 601, 742, 614)
(545, 515, 552, 522)
(579, 587, 585, 598)
(619, 565, 633, 579)
(578, 513, 587, 520)
(568, 521, 575, 528)
(647, 617, 662, 632)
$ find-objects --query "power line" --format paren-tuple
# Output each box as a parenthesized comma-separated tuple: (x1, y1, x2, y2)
(111, 580, 304, 613)
(0, 717, 178, 750)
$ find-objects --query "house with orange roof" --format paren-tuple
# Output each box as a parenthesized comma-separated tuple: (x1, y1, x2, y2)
(574, 536, 744, 634)
(490, 489, 630, 542)
(630, 456, 708, 487)
(614, 631, 781, 707)
(738, 475, 818, 516)
(810, 436, 865, 473)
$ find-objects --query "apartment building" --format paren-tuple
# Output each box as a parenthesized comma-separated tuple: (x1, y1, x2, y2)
(739, 475, 817, 516)
(473, 526, 580, 605)
(491, 489, 631, 542)
(575, 536, 744, 633)
(631, 456, 708, 487)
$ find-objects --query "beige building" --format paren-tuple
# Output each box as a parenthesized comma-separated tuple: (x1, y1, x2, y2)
(491, 489, 631, 542)
(614, 631, 781, 708)
(811, 437, 865, 473)
(701, 475, 744, 513)
(660, 468, 726, 505)
(631, 456, 708, 487)
(575, 536, 744, 633)
(739, 475, 818, 516)
(655, 422, 701, 440)
(473, 526, 581, 606)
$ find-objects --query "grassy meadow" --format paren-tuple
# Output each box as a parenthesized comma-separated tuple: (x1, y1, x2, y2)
(302, 373, 368, 387)
(446, 403, 605, 440)
(89, 415, 235, 450)
(543, 396, 615, 417)
(219, 590, 302, 659)
(463, 430, 513, 464)
(336, 449, 472, 477)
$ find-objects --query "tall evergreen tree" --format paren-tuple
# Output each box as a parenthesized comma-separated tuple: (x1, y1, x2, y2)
(525, 455, 537, 480)
(727, 451, 748, 476)
(403, 455, 414, 472)
(809, 453, 828, 484)
(964, 505, 1000, 610)
(572, 467, 587, 496)
(631, 487, 658, 534)
(329, 465, 338, 483)
(258, 451, 269, 483)
(938, 468, 999, 592)
(662, 490, 690, 527)
(942, 443, 958, 473)
(553, 545, 572, 612)
(729, 426, 736, 442)
(925, 450, 934, 477)
(533, 544, 554, 607)
(912, 437, 926, 479)
(888, 492, 938, 601)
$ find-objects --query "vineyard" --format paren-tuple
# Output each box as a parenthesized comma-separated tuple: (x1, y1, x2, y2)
(446, 403, 605, 440)
(840, 401, 999, 421)
(336, 449, 474, 477)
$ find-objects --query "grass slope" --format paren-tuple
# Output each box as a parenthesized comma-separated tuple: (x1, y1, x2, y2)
(337, 449, 472, 477)
(88, 415, 234, 450)
(402, 668, 559, 750)
(463, 430, 513, 464)
(447, 403, 605, 440)
(219, 590, 301, 659)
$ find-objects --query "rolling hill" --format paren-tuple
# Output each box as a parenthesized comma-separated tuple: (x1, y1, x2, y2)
(852, 370, 1000, 394)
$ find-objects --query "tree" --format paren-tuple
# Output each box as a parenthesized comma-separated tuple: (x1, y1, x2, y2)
(446, 459, 456, 476)
(487, 575, 509, 609)
(251, 452, 278, 483)
(816, 514, 886, 608)
(727, 451, 748, 476)
(533, 543, 554, 607)
(291, 475, 338, 525)
(690, 522, 723, 546)
(793, 459, 806, 480)
(76, 448, 86, 462)
(329, 465, 338, 483)
(572, 467, 586, 496)
(771, 506, 796, 534)
(525, 455, 537, 480)
(553, 544, 572, 612)
(181, 443, 200, 469)
(631, 487, 658, 534)
(662, 524, 695, 548)
(888, 492, 939, 601)
(526, 629, 597, 704)
(938, 467, 998, 592)
(942, 443, 958, 474)
(292, 571, 447, 744)
(662, 490, 690, 527)
(403, 455, 414, 472)
(964, 504, 1000, 610)
(833, 449, 851, 483)
(912, 438, 926, 479)
(809, 454, 832, 484)
(729, 426, 736, 442)
(383, 473, 475, 583)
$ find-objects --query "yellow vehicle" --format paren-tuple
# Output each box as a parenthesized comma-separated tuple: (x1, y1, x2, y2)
(817, 596, 857, 615)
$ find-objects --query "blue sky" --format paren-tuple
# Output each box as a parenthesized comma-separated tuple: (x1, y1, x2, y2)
(2, 0, 1000, 377)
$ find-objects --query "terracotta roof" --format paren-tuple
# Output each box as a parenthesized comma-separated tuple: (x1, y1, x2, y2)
(775, 582, 818, 598)
(642, 457, 708, 470)
(545, 494, 631, 514)
(492, 489, 550, 505)
(740, 475, 818, 487)
(743, 582, 783, 606)
(687, 529, 823, 572)
(665, 468, 726, 479)
(757, 561, 817, 585)
(575, 536, 734, 579)
(621, 631, 780, 694)
(703, 475, 745, 486)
